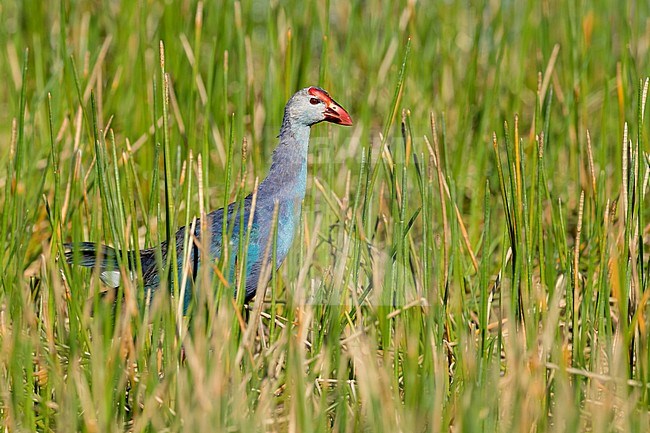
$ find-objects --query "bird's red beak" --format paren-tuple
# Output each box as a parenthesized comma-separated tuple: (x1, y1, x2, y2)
(324, 101, 353, 126)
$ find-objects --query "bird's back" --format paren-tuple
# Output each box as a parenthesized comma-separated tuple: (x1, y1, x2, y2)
(140, 192, 300, 306)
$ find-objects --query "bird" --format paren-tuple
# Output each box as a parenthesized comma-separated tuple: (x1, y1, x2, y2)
(64, 87, 352, 310)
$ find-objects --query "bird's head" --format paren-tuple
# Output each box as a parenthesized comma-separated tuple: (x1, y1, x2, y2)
(286, 86, 353, 127)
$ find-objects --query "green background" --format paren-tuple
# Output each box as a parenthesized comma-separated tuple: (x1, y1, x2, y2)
(1, 1, 649, 431)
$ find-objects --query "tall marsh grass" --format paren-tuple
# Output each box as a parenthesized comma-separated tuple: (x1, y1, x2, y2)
(1, 1, 650, 431)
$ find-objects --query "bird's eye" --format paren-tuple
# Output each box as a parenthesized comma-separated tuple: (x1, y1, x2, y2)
(309, 97, 321, 105)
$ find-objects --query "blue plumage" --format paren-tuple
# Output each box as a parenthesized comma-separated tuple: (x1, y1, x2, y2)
(64, 87, 352, 308)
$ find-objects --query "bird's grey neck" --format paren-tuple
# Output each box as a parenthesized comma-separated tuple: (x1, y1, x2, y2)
(258, 117, 310, 200)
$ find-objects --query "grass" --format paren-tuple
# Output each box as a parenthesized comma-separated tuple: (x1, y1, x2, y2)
(1, 0, 650, 431)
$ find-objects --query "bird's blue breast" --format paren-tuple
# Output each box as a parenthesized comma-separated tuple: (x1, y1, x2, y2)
(165, 151, 309, 310)
(169, 195, 301, 308)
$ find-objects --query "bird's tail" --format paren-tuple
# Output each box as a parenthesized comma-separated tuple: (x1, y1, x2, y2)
(63, 242, 134, 288)
(64, 242, 120, 268)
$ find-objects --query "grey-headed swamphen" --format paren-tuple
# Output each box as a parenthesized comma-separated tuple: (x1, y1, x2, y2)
(64, 86, 352, 308)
